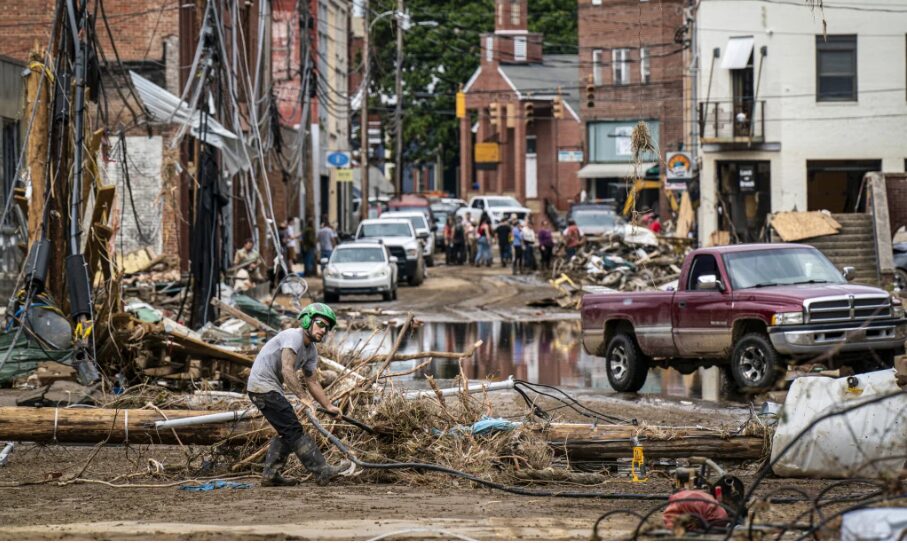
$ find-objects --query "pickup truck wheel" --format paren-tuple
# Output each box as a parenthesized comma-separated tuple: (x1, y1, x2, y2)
(605, 333, 648, 393)
(730, 333, 781, 391)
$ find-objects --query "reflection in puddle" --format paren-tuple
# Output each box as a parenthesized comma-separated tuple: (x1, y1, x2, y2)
(336, 320, 701, 398)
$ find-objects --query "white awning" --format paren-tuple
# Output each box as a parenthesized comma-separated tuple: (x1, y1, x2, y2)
(721, 36, 754, 70)
(577, 162, 657, 179)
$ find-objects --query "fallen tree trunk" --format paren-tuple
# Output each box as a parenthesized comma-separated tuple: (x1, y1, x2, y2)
(545, 423, 766, 461)
(0, 407, 266, 446)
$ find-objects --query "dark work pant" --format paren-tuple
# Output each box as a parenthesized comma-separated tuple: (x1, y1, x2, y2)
(248, 391, 304, 447)
(540, 245, 553, 270)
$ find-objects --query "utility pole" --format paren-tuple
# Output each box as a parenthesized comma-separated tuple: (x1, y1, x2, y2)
(393, 0, 404, 197)
(359, 0, 369, 221)
(298, 0, 315, 226)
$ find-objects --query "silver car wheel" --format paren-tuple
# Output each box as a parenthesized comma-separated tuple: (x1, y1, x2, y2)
(739, 345, 766, 384)
(609, 345, 628, 382)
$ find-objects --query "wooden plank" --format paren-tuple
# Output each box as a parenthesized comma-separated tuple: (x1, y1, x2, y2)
(0, 407, 265, 445)
(771, 211, 841, 242)
(210, 297, 277, 334)
(159, 319, 254, 367)
(676, 191, 694, 239)
(544, 422, 766, 461)
(89, 184, 116, 227)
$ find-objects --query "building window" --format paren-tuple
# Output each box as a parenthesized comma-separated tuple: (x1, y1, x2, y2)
(612, 48, 630, 85)
(816, 35, 857, 101)
(592, 49, 603, 85)
(514, 36, 527, 61)
(640, 48, 650, 84)
(497, 3, 503, 26)
(486, 36, 494, 62)
(592, 0, 602, 5)
(510, 0, 520, 25)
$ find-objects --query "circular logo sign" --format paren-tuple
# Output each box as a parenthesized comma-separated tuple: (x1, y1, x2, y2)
(327, 152, 350, 168)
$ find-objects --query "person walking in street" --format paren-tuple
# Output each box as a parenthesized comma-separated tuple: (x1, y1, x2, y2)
(302, 218, 317, 277)
(495, 216, 512, 267)
(521, 220, 537, 272)
(475, 216, 493, 267)
(316, 217, 338, 269)
(538, 220, 554, 271)
(564, 218, 584, 260)
(443, 216, 454, 265)
(452, 216, 466, 265)
(511, 219, 524, 275)
(464, 212, 477, 265)
(247, 303, 351, 487)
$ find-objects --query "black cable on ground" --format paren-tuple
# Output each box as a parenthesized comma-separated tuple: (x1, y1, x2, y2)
(513, 380, 632, 425)
(303, 408, 669, 501)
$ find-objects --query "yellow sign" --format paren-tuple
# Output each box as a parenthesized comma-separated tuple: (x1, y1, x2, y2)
(474, 142, 500, 163)
(336, 168, 354, 182)
(456, 91, 466, 119)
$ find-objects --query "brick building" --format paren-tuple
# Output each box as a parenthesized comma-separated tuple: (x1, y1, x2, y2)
(576, 0, 686, 214)
(459, 0, 583, 217)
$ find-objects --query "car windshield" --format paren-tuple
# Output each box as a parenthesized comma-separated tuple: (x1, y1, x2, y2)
(486, 197, 521, 208)
(723, 248, 845, 289)
(392, 215, 426, 230)
(390, 206, 427, 215)
(358, 222, 412, 238)
(573, 211, 622, 229)
(332, 247, 386, 263)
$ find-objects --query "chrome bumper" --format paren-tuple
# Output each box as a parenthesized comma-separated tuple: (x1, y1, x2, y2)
(769, 319, 907, 355)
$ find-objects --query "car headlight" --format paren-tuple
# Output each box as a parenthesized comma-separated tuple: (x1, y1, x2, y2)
(368, 269, 387, 278)
(405, 248, 419, 259)
(892, 297, 905, 318)
(324, 266, 340, 278)
(771, 311, 804, 326)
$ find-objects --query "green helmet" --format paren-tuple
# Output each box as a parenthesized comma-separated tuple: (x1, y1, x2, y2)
(298, 302, 337, 330)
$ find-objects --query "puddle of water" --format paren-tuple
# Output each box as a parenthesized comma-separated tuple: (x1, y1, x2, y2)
(335, 321, 701, 398)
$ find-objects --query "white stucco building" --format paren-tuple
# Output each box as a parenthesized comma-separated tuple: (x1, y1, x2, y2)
(694, 0, 907, 242)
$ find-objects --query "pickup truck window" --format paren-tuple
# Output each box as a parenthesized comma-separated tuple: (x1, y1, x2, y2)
(723, 247, 845, 289)
(486, 197, 522, 208)
(358, 222, 413, 238)
(687, 255, 720, 290)
(473, 200, 484, 209)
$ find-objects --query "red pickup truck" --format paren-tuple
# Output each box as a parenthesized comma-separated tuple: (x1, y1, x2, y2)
(581, 243, 907, 392)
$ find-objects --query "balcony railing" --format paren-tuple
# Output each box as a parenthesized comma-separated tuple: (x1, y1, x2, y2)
(698, 100, 765, 144)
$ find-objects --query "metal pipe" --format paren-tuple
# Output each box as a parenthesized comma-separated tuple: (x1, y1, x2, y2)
(153, 408, 257, 430)
(0, 442, 14, 466)
(402, 375, 515, 400)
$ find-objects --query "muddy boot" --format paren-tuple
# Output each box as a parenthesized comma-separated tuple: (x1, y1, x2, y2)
(292, 435, 351, 486)
(260, 437, 298, 487)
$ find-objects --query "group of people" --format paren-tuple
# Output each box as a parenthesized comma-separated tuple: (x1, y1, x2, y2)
(442, 213, 559, 274)
(232, 216, 340, 293)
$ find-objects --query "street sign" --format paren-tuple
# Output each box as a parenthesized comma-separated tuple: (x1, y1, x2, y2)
(335, 168, 353, 182)
(474, 142, 500, 163)
(665, 152, 693, 180)
(456, 91, 466, 119)
(558, 150, 583, 162)
(326, 151, 351, 168)
(739, 165, 755, 192)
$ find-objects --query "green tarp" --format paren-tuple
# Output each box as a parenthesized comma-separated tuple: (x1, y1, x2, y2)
(0, 331, 72, 385)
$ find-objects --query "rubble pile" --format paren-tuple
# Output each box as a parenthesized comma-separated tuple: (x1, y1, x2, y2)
(542, 232, 691, 308)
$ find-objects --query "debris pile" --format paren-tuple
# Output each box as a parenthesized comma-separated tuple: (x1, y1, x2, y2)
(540, 233, 690, 308)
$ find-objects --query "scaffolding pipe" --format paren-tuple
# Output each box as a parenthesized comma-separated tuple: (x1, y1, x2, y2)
(403, 376, 515, 400)
(0, 442, 14, 466)
(153, 408, 257, 430)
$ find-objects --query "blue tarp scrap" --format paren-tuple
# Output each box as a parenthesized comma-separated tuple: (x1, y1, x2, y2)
(433, 416, 519, 437)
(179, 480, 252, 491)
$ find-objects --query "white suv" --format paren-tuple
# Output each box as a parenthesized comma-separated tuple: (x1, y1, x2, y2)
(321, 242, 398, 302)
(380, 211, 436, 267)
(355, 219, 425, 286)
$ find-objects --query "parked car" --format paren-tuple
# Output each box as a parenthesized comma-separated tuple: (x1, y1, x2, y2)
(380, 211, 436, 267)
(387, 194, 434, 222)
(568, 204, 625, 236)
(355, 219, 425, 286)
(456, 195, 531, 227)
(581, 243, 907, 393)
(321, 241, 398, 302)
(893, 242, 907, 292)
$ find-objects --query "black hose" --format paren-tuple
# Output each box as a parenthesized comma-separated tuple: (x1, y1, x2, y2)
(302, 409, 669, 501)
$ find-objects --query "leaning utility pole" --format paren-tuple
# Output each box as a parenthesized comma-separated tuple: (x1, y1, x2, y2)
(359, 0, 369, 221)
(393, 0, 404, 197)
(298, 0, 315, 225)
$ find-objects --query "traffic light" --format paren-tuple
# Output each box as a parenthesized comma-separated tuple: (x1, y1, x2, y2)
(524, 101, 534, 126)
(489, 102, 499, 127)
(553, 96, 564, 120)
(585, 74, 595, 108)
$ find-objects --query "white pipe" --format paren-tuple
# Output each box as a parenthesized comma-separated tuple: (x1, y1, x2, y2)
(321, 356, 367, 381)
(402, 376, 515, 400)
(0, 442, 14, 466)
(153, 408, 257, 430)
